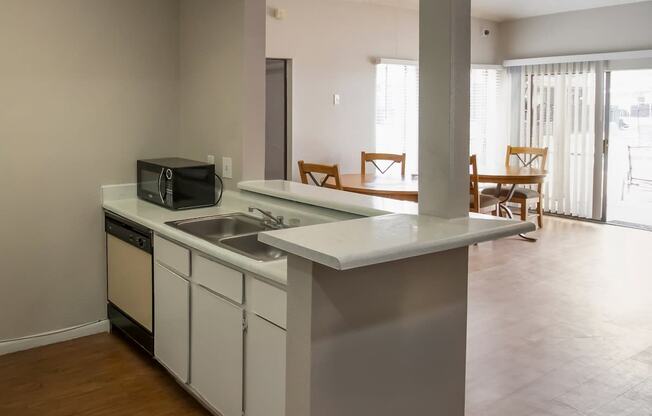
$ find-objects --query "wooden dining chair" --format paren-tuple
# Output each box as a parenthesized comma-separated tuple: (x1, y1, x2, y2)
(470, 155, 500, 214)
(298, 160, 343, 190)
(361, 152, 406, 176)
(482, 145, 549, 227)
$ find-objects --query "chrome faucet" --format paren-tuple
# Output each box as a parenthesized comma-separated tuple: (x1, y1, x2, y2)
(248, 207, 285, 228)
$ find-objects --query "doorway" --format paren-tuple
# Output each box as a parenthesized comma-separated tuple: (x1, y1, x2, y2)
(604, 69, 652, 228)
(265, 58, 291, 180)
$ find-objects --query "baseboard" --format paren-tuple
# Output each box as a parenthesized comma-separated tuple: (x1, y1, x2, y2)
(0, 320, 110, 357)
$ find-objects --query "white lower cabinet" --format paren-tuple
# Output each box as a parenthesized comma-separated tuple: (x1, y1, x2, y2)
(154, 263, 190, 382)
(153, 240, 288, 416)
(191, 284, 244, 416)
(245, 314, 287, 416)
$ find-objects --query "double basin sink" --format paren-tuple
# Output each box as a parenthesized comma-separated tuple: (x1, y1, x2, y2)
(166, 213, 287, 262)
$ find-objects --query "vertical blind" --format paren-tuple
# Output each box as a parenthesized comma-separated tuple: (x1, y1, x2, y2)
(375, 63, 505, 174)
(518, 62, 596, 218)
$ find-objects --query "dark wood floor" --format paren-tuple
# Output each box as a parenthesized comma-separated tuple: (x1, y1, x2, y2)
(2, 217, 652, 415)
(0, 332, 209, 416)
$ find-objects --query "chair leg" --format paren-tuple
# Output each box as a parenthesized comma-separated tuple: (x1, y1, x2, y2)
(537, 197, 544, 229)
(520, 201, 528, 221)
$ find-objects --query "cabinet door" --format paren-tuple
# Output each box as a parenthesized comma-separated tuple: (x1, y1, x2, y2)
(245, 314, 286, 416)
(191, 285, 244, 416)
(154, 263, 190, 382)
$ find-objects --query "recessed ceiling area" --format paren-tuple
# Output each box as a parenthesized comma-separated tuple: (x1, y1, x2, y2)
(332, 0, 652, 21)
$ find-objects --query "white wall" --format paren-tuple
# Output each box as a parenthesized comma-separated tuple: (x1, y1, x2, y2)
(0, 0, 179, 340)
(267, 0, 500, 177)
(179, 0, 266, 189)
(471, 18, 501, 65)
(499, 2, 652, 60)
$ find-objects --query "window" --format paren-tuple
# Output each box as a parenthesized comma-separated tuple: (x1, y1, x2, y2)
(375, 62, 505, 175)
(375, 61, 419, 175)
(470, 67, 505, 167)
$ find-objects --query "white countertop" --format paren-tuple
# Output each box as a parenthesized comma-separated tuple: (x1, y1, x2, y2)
(242, 180, 535, 270)
(103, 181, 535, 280)
(259, 213, 533, 270)
(239, 180, 418, 216)
(101, 184, 364, 285)
(101, 186, 300, 285)
(102, 198, 287, 285)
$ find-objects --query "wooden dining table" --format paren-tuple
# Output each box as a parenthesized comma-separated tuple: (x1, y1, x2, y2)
(335, 166, 548, 240)
(337, 173, 420, 202)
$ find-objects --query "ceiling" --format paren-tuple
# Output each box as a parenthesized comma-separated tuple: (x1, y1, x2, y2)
(472, 0, 651, 22)
(338, 0, 651, 21)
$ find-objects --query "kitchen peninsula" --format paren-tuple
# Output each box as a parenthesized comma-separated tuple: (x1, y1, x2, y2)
(102, 179, 533, 416)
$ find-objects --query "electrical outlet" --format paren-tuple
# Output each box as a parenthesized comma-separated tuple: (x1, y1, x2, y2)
(222, 157, 233, 179)
(207, 155, 215, 165)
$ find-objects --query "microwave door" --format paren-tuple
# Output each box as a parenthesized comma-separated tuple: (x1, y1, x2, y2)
(157, 168, 166, 205)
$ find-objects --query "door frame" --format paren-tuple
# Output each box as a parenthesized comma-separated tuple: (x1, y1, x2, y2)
(600, 64, 652, 228)
(265, 58, 293, 181)
(600, 70, 612, 222)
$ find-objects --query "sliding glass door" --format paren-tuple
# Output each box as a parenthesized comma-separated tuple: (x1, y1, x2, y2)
(604, 69, 652, 228)
(517, 63, 598, 219)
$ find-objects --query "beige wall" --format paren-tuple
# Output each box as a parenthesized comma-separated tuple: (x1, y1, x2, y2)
(266, 0, 499, 177)
(0, 0, 180, 340)
(179, 0, 266, 189)
(471, 17, 501, 65)
(499, 2, 652, 60)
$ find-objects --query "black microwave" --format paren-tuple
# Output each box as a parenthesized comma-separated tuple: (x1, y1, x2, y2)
(137, 158, 218, 210)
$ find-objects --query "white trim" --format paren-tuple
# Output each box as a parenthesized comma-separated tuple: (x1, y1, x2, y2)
(0, 320, 110, 356)
(375, 61, 504, 70)
(375, 58, 418, 66)
(503, 49, 652, 67)
(471, 64, 504, 70)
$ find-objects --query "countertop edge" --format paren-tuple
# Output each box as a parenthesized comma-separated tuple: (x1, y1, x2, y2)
(259, 216, 535, 271)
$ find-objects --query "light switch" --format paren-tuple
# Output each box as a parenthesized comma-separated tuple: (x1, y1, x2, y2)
(207, 155, 215, 165)
(222, 157, 233, 179)
(333, 94, 341, 106)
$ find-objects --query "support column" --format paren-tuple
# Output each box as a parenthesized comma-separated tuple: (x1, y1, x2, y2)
(418, 0, 471, 218)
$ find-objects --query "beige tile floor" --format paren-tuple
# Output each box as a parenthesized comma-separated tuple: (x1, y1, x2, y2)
(466, 217, 652, 415)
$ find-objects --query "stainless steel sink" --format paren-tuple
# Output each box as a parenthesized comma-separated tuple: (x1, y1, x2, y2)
(166, 213, 270, 244)
(165, 213, 287, 262)
(218, 234, 287, 262)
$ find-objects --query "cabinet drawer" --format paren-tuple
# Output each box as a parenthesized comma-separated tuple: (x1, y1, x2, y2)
(154, 234, 190, 277)
(249, 279, 287, 329)
(193, 254, 243, 304)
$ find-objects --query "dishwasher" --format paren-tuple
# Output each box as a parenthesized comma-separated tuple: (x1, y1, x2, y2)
(105, 212, 154, 355)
